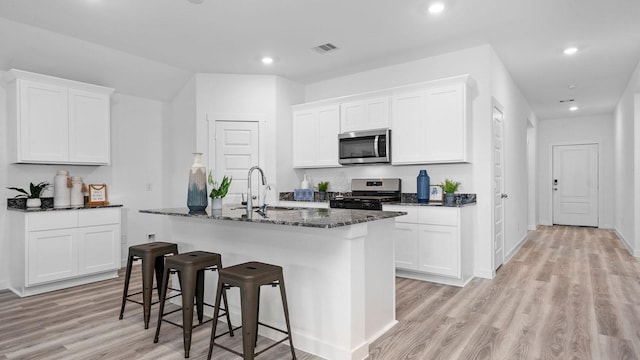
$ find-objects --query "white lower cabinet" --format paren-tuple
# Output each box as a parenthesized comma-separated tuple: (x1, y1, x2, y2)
(9, 207, 121, 297)
(27, 228, 78, 285)
(384, 204, 475, 287)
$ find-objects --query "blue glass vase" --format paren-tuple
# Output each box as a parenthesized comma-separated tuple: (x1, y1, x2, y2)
(187, 153, 208, 212)
(417, 170, 430, 204)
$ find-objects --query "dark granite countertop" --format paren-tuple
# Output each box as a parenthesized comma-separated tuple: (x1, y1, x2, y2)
(140, 206, 406, 229)
(384, 201, 476, 208)
(7, 204, 123, 212)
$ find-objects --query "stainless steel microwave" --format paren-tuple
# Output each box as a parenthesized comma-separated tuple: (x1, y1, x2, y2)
(338, 129, 390, 165)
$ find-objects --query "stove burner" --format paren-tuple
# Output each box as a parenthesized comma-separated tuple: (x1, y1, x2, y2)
(330, 178, 401, 210)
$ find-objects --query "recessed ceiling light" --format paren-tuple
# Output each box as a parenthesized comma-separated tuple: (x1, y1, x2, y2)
(563, 47, 578, 55)
(428, 2, 445, 14)
(188, 0, 204, 4)
(569, 106, 578, 111)
(261, 57, 274, 65)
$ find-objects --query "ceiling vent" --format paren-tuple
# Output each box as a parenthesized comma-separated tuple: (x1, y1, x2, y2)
(313, 43, 339, 54)
(559, 99, 575, 103)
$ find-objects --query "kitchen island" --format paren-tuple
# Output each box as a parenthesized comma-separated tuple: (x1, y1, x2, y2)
(140, 206, 405, 360)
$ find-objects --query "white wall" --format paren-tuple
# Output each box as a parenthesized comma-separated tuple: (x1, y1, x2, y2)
(276, 77, 305, 192)
(537, 115, 614, 228)
(0, 80, 167, 289)
(164, 76, 197, 209)
(527, 120, 538, 230)
(302, 45, 496, 277)
(489, 48, 537, 265)
(192, 74, 304, 204)
(613, 55, 640, 254)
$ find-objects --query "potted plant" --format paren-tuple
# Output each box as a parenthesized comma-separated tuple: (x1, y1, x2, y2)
(208, 172, 232, 210)
(441, 179, 461, 206)
(7, 181, 50, 208)
(317, 181, 329, 201)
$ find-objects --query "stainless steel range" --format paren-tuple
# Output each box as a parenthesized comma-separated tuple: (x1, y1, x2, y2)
(330, 178, 401, 210)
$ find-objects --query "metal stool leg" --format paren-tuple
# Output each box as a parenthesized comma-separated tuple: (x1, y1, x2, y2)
(153, 265, 171, 343)
(207, 279, 226, 360)
(154, 254, 165, 298)
(180, 268, 196, 358)
(196, 269, 205, 324)
(240, 284, 260, 360)
(278, 278, 296, 359)
(118, 253, 134, 320)
(141, 254, 156, 329)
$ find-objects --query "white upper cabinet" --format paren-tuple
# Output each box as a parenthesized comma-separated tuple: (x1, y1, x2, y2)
(17, 80, 70, 163)
(6, 69, 114, 165)
(392, 75, 472, 165)
(292, 104, 341, 168)
(68, 89, 111, 164)
(340, 97, 390, 132)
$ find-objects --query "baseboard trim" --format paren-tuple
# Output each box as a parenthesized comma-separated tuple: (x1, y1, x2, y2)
(505, 233, 528, 264)
(614, 228, 639, 257)
(0, 280, 9, 291)
(527, 224, 538, 231)
(475, 269, 494, 279)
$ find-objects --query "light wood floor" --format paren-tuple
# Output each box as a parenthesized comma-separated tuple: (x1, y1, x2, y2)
(1, 226, 639, 359)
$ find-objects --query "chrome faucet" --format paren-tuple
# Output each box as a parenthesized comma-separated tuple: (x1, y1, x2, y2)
(247, 166, 266, 214)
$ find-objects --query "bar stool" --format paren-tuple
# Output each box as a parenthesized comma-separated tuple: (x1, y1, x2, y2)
(154, 251, 234, 358)
(207, 261, 296, 360)
(119, 241, 179, 329)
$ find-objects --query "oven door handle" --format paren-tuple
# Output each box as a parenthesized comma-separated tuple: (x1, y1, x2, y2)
(374, 135, 380, 157)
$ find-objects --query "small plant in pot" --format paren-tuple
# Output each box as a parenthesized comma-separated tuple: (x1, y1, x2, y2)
(208, 172, 232, 211)
(441, 179, 461, 206)
(7, 181, 50, 209)
(317, 181, 329, 201)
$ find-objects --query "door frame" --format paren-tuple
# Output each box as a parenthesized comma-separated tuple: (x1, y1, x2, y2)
(206, 113, 266, 172)
(206, 113, 267, 203)
(547, 140, 602, 228)
(491, 99, 505, 274)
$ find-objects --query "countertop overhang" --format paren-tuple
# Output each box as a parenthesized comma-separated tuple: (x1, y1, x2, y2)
(140, 206, 406, 229)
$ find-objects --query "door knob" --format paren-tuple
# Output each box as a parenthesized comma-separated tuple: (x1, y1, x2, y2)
(501, 193, 508, 199)
(554, 188, 558, 191)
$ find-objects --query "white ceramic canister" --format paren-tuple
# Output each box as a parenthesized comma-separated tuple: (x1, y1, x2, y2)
(54, 170, 71, 208)
(70, 176, 84, 207)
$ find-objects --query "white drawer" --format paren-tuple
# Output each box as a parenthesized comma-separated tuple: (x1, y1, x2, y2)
(27, 211, 78, 231)
(418, 207, 458, 226)
(383, 205, 418, 223)
(78, 208, 121, 227)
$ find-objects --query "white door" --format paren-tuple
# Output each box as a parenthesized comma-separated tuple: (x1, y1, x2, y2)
(211, 121, 260, 205)
(493, 105, 505, 271)
(552, 144, 598, 227)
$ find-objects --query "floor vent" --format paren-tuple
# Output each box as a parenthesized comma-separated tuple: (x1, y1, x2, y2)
(313, 43, 339, 54)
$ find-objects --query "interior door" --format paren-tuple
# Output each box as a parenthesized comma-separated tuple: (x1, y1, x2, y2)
(211, 121, 260, 205)
(493, 105, 505, 271)
(552, 144, 598, 227)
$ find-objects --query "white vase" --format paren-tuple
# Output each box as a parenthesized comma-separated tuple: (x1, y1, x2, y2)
(26, 198, 41, 208)
(211, 197, 223, 210)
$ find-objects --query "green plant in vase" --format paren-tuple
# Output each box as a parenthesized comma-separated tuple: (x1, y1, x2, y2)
(7, 181, 49, 208)
(208, 172, 232, 210)
(317, 181, 329, 201)
(441, 179, 461, 206)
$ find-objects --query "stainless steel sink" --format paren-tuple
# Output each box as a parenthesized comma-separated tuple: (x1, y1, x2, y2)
(230, 206, 296, 211)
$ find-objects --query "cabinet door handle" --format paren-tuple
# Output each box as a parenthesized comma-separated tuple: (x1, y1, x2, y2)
(500, 193, 508, 199)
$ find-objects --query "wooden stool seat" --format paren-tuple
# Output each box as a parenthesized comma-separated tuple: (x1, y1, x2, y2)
(154, 251, 233, 358)
(119, 241, 178, 329)
(207, 261, 296, 360)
